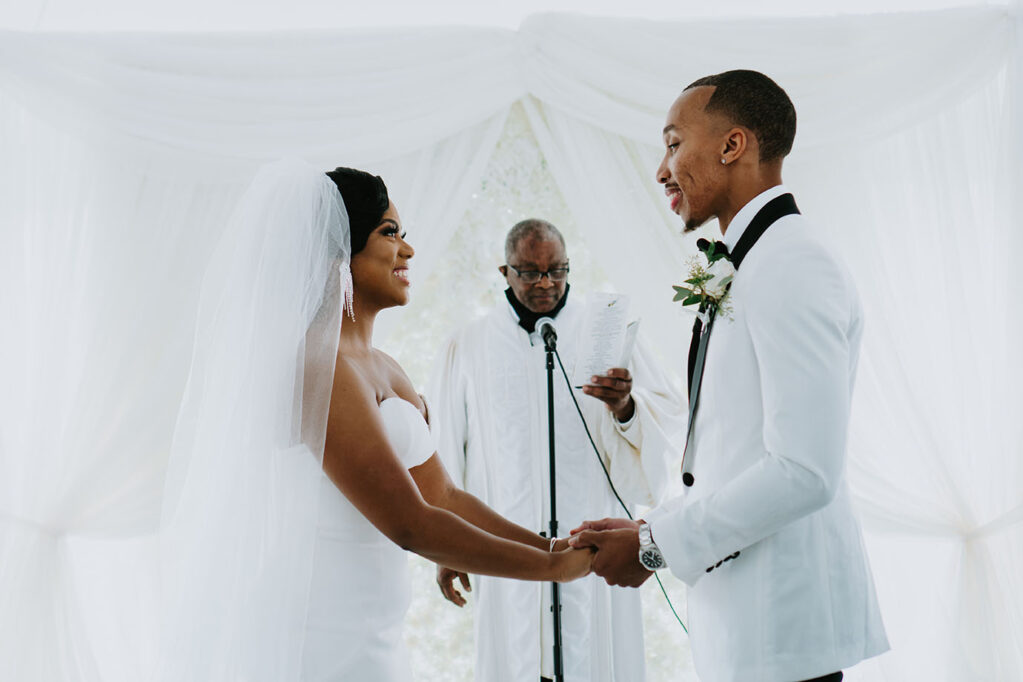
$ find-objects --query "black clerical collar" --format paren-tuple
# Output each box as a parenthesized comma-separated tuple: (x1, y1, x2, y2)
(505, 285, 570, 333)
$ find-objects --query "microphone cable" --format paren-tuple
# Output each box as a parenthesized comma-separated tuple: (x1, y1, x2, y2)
(551, 347, 688, 635)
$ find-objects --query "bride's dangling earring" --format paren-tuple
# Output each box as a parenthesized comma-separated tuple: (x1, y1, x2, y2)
(345, 292, 356, 322)
(341, 262, 356, 322)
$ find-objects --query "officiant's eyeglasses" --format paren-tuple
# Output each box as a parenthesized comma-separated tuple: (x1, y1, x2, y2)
(506, 264, 570, 284)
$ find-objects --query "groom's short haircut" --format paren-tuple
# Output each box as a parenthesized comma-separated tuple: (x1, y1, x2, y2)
(505, 219, 565, 262)
(684, 70, 796, 163)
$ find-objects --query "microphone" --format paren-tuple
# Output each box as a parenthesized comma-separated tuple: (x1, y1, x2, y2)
(535, 316, 558, 350)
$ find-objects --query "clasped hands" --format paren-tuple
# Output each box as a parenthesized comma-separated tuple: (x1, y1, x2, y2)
(543, 518, 652, 589)
(547, 519, 656, 590)
(567, 517, 652, 588)
(436, 518, 650, 606)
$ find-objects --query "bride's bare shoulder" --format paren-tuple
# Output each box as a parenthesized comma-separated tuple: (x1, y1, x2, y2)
(330, 352, 378, 402)
(371, 350, 425, 413)
(373, 349, 405, 375)
(373, 350, 416, 389)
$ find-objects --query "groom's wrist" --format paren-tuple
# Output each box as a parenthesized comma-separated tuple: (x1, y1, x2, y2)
(637, 522, 666, 571)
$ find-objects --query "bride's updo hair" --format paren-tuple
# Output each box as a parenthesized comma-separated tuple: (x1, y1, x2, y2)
(325, 167, 390, 255)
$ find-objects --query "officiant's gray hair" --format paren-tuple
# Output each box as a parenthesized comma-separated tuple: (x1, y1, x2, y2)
(504, 219, 565, 262)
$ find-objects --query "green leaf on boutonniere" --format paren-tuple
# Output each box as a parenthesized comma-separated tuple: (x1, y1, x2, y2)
(682, 294, 702, 306)
(684, 276, 705, 286)
(672, 286, 694, 302)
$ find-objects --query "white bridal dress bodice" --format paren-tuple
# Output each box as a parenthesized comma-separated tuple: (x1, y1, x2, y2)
(301, 397, 435, 681)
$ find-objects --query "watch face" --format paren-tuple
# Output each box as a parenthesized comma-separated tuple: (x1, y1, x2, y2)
(641, 550, 664, 570)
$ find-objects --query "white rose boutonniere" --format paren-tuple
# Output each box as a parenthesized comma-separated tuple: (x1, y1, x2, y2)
(672, 238, 735, 320)
(704, 257, 736, 300)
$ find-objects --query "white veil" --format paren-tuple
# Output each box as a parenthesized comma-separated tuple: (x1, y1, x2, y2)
(157, 159, 351, 682)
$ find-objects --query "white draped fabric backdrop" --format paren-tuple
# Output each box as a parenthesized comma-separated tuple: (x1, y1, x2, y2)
(1, 7, 1021, 681)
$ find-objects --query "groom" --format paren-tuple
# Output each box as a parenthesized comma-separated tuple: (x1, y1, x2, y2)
(569, 70, 889, 681)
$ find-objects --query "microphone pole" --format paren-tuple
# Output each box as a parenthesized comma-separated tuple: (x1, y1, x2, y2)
(536, 317, 564, 682)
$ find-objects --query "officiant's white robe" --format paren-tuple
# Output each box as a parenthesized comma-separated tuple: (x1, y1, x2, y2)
(428, 295, 684, 682)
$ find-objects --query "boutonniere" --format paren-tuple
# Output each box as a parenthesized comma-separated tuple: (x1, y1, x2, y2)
(672, 238, 736, 321)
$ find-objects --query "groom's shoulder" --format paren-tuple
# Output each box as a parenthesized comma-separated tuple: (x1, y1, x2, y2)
(742, 215, 859, 311)
(758, 213, 834, 258)
(749, 214, 849, 279)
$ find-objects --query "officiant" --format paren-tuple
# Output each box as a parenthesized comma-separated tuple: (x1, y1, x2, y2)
(427, 218, 684, 682)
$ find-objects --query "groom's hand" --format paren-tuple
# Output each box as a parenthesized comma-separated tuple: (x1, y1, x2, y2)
(582, 368, 635, 422)
(570, 517, 638, 535)
(436, 565, 471, 607)
(568, 519, 652, 588)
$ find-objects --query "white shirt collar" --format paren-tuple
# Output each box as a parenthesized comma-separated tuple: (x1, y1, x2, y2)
(722, 184, 789, 253)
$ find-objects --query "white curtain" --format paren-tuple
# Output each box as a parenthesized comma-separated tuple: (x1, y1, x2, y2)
(0, 29, 513, 682)
(822, 72, 1023, 680)
(0, 6, 1020, 681)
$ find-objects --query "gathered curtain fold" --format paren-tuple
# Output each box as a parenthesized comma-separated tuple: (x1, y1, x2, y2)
(0, 27, 522, 174)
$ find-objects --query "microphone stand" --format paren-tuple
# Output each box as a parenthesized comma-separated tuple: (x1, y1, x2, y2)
(543, 331, 565, 682)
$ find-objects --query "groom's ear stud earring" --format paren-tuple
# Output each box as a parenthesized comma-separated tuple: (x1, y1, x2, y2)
(720, 158, 727, 165)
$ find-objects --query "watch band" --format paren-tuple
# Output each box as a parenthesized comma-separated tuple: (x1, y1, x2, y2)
(638, 522, 665, 571)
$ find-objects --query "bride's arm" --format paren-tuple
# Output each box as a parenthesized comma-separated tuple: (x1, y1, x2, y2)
(410, 457, 553, 551)
(322, 360, 588, 582)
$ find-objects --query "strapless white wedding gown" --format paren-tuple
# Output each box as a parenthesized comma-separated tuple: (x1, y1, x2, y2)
(301, 397, 435, 681)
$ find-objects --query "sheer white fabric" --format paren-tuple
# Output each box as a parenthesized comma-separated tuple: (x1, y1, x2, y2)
(157, 159, 349, 682)
(0, 29, 520, 176)
(0, 7, 1021, 682)
(0, 100, 228, 682)
(520, 9, 1010, 148)
(808, 72, 1023, 680)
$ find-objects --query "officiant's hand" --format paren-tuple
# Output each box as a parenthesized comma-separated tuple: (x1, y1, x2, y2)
(436, 565, 471, 607)
(568, 518, 651, 588)
(582, 368, 635, 422)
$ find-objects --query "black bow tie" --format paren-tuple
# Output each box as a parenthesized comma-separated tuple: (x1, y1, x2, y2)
(696, 238, 730, 260)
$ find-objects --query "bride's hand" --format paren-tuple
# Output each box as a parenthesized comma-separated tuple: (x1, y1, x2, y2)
(436, 565, 471, 607)
(550, 537, 571, 552)
(552, 547, 593, 583)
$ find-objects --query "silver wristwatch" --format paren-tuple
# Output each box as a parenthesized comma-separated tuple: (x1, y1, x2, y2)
(637, 522, 665, 571)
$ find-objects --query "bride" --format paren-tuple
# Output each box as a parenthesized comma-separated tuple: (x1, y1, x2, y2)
(157, 160, 590, 682)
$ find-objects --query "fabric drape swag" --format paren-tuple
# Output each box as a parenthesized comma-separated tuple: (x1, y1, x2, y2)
(1, 7, 1020, 681)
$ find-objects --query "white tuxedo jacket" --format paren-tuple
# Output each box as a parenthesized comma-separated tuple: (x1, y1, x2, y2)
(647, 186, 889, 682)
